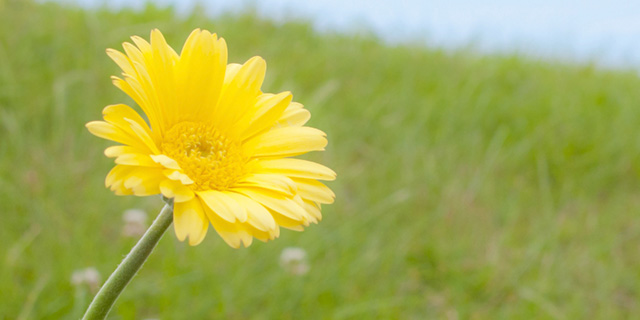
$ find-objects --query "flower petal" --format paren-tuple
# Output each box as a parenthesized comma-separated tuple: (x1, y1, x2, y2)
(105, 165, 135, 195)
(163, 170, 194, 185)
(86, 121, 146, 151)
(247, 225, 280, 242)
(236, 91, 292, 140)
(150, 154, 181, 170)
(105, 165, 164, 196)
(114, 153, 160, 167)
(110, 76, 162, 133)
(104, 145, 142, 158)
(271, 212, 307, 231)
(199, 200, 253, 248)
(234, 187, 307, 222)
(236, 173, 297, 196)
(122, 167, 165, 196)
(300, 199, 322, 222)
(255, 158, 336, 181)
(148, 29, 179, 129)
(244, 126, 327, 158)
(174, 198, 209, 246)
(225, 192, 277, 231)
(106, 48, 137, 77)
(123, 118, 159, 154)
(198, 190, 247, 223)
(88, 103, 160, 154)
(159, 179, 195, 203)
(275, 102, 310, 127)
(175, 29, 228, 124)
(293, 178, 335, 204)
(213, 56, 266, 132)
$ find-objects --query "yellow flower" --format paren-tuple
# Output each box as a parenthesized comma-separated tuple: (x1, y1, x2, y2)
(87, 29, 335, 248)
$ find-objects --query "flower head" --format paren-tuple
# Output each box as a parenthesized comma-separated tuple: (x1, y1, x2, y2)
(87, 29, 335, 247)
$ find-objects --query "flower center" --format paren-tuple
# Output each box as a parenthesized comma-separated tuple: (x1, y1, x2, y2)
(161, 121, 248, 191)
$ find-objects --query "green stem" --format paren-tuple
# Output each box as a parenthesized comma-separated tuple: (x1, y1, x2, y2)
(82, 202, 174, 320)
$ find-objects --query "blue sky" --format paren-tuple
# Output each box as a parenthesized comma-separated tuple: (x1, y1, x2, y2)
(55, 0, 640, 69)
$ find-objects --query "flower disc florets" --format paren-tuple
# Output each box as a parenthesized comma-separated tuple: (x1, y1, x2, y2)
(162, 121, 248, 191)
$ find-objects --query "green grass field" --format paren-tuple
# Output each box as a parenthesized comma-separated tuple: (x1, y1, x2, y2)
(2, 1, 640, 319)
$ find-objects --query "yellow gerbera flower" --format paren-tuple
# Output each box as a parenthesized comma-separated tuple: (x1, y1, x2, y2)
(87, 29, 335, 248)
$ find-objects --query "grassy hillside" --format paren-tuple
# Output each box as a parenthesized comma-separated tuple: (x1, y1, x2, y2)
(2, 1, 640, 319)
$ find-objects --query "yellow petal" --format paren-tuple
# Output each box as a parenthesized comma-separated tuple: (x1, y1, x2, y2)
(234, 188, 306, 221)
(106, 48, 136, 77)
(236, 173, 297, 196)
(105, 165, 164, 196)
(110, 76, 162, 133)
(255, 158, 336, 181)
(293, 178, 335, 204)
(124, 118, 159, 154)
(246, 224, 280, 242)
(104, 145, 141, 158)
(213, 56, 266, 132)
(271, 210, 307, 230)
(225, 192, 277, 231)
(159, 179, 195, 203)
(101, 103, 159, 153)
(122, 167, 165, 196)
(150, 29, 179, 61)
(150, 154, 181, 170)
(243, 126, 327, 158)
(174, 198, 208, 246)
(86, 121, 151, 153)
(130, 36, 152, 59)
(105, 165, 135, 194)
(224, 63, 242, 82)
(301, 199, 322, 222)
(123, 42, 167, 136)
(163, 169, 194, 185)
(199, 200, 253, 248)
(275, 102, 310, 127)
(291, 195, 318, 224)
(149, 29, 178, 128)
(198, 190, 247, 223)
(115, 153, 160, 167)
(236, 91, 292, 140)
(175, 30, 227, 124)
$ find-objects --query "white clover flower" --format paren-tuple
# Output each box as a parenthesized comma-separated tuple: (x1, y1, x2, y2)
(122, 208, 148, 237)
(280, 247, 310, 275)
(71, 267, 101, 294)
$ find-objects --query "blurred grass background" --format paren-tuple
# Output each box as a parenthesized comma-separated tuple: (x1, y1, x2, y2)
(2, 0, 640, 319)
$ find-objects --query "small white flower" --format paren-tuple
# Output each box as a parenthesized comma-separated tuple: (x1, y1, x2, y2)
(71, 270, 85, 286)
(71, 267, 101, 294)
(280, 247, 310, 275)
(122, 208, 148, 237)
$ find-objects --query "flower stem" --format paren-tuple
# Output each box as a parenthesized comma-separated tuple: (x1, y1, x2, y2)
(82, 202, 174, 320)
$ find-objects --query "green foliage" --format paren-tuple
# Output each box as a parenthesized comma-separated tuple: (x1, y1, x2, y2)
(2, 1, 640, 319)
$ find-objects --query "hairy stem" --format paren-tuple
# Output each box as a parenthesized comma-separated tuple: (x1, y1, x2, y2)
(82, 202, 173, 320)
